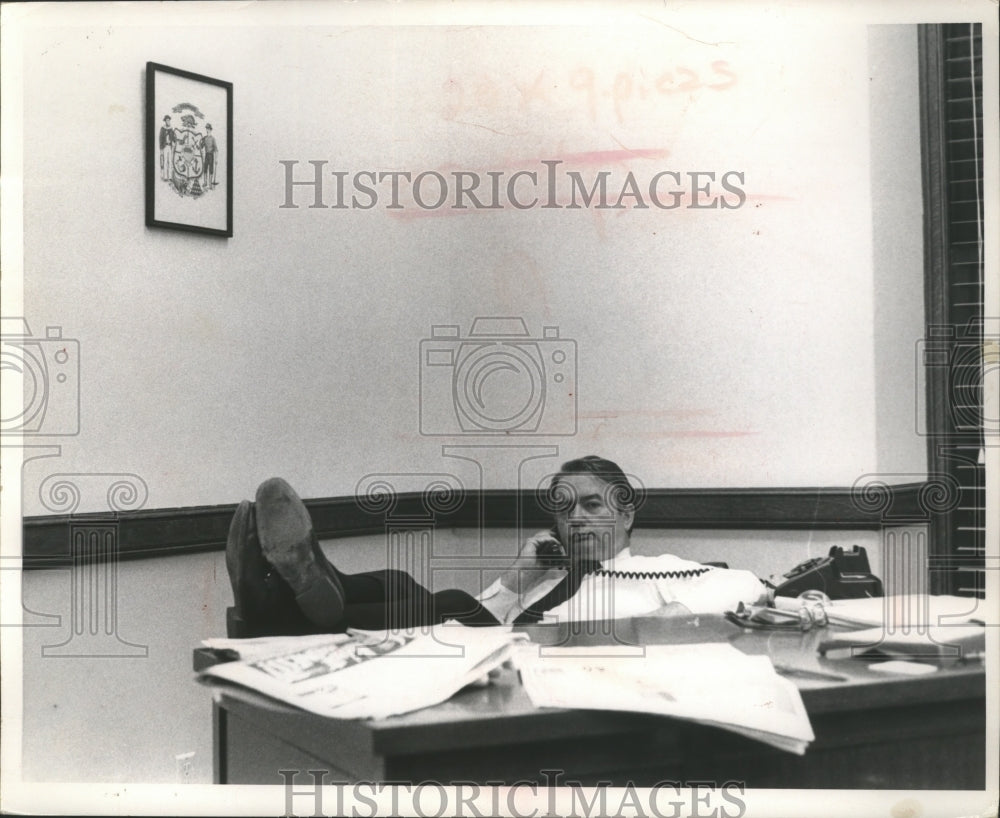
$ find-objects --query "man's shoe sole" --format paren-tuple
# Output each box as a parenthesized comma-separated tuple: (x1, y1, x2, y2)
(255, 477, 345, 629)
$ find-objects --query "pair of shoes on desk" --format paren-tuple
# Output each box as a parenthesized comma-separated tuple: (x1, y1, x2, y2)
(225, 479, 346, 634)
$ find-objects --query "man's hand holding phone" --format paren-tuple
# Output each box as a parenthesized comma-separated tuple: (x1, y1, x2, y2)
(499, 529, 568, 592)
(534, 530, 569, 568)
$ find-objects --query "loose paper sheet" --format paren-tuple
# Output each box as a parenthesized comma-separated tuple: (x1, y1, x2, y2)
(513, 642, 815, 754)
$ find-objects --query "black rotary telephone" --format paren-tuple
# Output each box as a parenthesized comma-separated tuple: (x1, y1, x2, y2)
(773, 545, 883, 600)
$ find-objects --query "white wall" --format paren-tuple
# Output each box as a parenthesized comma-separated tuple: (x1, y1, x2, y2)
(869, 26, 927, 477)
(11, 10, 925, 516)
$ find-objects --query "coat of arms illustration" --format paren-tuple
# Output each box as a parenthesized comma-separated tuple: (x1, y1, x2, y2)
(158, 102, 220, 198)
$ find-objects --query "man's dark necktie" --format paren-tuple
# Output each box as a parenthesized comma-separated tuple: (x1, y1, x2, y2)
(513, 560, 603, 625)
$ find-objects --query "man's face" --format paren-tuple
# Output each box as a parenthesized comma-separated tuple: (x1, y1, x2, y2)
(552, 473, 633, 565)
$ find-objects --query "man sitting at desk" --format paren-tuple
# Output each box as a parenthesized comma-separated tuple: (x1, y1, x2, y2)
(226, 455, 766, 634)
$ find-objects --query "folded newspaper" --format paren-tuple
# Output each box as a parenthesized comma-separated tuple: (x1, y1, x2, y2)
(512, 642, 815, 754)
(200, 625, 526, 720)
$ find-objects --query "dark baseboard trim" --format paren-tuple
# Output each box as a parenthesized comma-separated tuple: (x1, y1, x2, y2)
(21, 484, 929, 569)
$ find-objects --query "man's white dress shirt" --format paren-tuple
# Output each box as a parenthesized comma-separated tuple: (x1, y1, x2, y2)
(477, 548, 765, 624)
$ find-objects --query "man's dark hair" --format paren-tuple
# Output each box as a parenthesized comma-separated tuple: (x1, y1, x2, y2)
(550, 455, 640, 532)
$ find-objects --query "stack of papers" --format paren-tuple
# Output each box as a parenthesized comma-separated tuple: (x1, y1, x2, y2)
(512, 642, 815, 755)
(200, 625, 525, 720)
(773, 594, 985, 629)
(818, 624, 985, 661)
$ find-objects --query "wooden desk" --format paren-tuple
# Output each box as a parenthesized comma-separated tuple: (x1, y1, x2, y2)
(198, 616, 986, 788)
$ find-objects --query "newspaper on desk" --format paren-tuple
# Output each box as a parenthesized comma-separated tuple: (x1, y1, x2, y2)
(199, 625, 526, 720)
(512, 642, 815, 755)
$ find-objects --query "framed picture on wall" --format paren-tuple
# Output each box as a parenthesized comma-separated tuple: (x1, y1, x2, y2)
(145, 62, 232, 237)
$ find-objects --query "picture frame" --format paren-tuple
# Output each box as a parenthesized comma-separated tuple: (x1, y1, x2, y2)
(145, 62, 232, 237)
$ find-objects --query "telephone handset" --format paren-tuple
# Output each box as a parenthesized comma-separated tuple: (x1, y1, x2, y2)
(535, 527, 569, 568)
